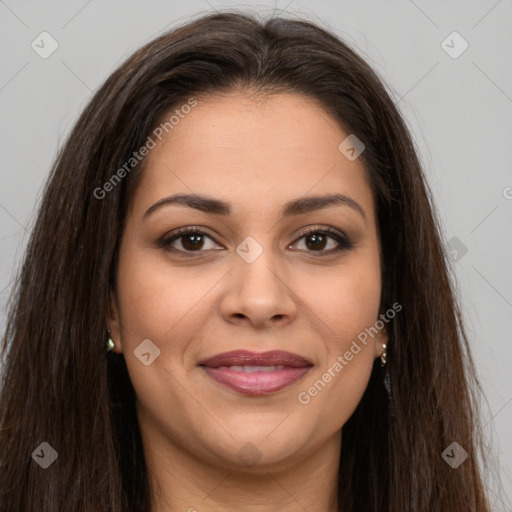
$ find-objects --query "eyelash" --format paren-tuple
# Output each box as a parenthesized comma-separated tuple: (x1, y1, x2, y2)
(158, 226, 353, 257)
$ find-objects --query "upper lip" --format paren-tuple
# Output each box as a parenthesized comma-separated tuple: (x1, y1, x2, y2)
(198, 350, 313, 368)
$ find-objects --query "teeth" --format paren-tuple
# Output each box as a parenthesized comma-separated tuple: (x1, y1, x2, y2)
(217, 365, 286, 372)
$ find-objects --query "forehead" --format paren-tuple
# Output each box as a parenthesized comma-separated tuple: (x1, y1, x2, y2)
(130, 92, 375, 223)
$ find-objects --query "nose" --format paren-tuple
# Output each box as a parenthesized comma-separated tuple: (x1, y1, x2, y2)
(220, 244, 297, 330)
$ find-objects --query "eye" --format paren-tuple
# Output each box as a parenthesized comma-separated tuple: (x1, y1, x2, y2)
(290, 227, 353, 255)
(158, 226, 353, 256)
(158, 227, 221, 255)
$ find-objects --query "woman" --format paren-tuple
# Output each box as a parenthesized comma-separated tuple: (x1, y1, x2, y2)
(0, 10, 495, 512)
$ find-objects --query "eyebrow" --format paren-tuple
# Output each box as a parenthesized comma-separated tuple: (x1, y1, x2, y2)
(143, 192, 367, 223)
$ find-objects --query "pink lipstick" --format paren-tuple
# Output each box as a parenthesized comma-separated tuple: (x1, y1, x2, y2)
(198, 350, 313, 395)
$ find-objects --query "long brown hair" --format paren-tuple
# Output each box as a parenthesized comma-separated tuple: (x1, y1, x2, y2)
(0, 10, 495, 511)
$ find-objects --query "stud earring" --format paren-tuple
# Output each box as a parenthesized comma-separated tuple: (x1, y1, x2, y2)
(105, 330, 116, 353)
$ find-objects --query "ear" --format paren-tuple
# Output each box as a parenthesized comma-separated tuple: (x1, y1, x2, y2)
(373, 322, 389, 360)
(107, 290, 123, 354)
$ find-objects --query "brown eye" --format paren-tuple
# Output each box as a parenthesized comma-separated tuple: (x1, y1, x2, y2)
(159, 226, 353, 257)
(179, 232, 206, 251)
(304, 232, 329, 251)
(159, 228, 221, 255)
(291, 228, 353, 255)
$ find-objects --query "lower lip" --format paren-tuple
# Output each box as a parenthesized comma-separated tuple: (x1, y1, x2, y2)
(201, 366, 312, 395)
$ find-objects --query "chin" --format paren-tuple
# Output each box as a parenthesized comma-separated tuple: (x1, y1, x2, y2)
(203, 425, 312, 472)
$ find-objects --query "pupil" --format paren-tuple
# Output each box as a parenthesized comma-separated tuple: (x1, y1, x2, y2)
(306, 233, 326, 250)
(183, 234, 203, 250)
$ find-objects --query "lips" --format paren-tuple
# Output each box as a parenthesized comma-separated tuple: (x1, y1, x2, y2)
(198, 350, 313, 395)
(199, 350, 312, 368)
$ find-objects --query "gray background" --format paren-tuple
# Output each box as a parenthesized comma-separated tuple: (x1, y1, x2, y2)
(1, 0, 511, 508)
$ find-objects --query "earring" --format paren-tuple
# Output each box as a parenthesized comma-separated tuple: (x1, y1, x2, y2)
(105, 330, 116, 353)
(380, 343, 387, 367)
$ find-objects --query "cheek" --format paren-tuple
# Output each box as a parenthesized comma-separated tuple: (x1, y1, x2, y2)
(114, 249, 202, 417)
(303, 253, 382, 344)
(115, 248, 204, 344)
(295, 254, 381, 425)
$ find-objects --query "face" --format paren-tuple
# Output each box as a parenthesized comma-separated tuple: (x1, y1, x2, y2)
(108, 91, 388, 472)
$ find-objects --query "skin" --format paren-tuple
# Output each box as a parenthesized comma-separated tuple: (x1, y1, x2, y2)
(108, 91, 388, 512)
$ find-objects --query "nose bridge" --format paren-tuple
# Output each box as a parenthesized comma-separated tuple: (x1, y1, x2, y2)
(235, 233, 283, 295)
(223, 233, 296, 326)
